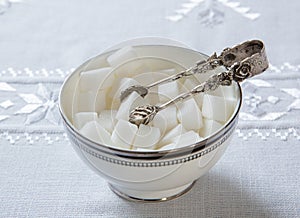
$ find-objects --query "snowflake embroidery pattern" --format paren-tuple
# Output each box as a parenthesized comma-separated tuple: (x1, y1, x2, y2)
(15, 83, 60, 125)
(0, 82, 16, 122)
(238, 77, 300, 121)
(166, 0, 260, 26)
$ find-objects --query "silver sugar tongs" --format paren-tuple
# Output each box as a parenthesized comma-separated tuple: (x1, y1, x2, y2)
(127, 40, 269, 126)
(121, 40, 267, 102)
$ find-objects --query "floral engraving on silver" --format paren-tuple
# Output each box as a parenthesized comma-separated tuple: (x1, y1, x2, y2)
(129, 40, 269, 126)
(121, 40, 268, 102)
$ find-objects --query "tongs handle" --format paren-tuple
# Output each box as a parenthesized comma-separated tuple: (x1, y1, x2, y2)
(147, 40, 268, 89)
(158, 40, 269, 110)
(129, 39, 270, 126)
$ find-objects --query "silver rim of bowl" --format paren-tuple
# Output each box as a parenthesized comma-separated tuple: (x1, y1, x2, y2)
(108, 181, 196, 203)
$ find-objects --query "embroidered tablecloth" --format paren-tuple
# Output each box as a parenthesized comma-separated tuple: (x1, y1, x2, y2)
(0, 0, 299, 217)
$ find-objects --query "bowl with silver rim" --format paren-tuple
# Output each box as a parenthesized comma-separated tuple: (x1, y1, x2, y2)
(58, 38, 242, 202)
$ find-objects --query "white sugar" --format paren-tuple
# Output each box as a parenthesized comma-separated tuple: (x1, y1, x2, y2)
(115, 91, 147, 121)
(202, 94, 236, 122)
(79, 121, 113, 146)
(107, 46, 138, 67)
(98, 110, 117, 133)
(73, 112, 98, 130)
(152, 105, 178, 134)
(79, 67, 113, 92)
(158, 80, 179, 103)
(177, 98, 203, 131)
(73, 51, 239, 151)
(199, 119, 223, 138)
(133, 124, 161, 149)
(111, 120, 138, 149)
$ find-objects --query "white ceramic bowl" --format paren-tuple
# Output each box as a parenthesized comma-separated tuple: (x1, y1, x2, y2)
(59, 39, 242, 202)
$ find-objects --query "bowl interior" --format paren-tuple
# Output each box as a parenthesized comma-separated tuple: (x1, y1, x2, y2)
(59, 44, 242, 156)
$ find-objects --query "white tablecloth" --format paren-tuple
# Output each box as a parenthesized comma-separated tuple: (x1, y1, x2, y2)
(0, 0, 299, 217)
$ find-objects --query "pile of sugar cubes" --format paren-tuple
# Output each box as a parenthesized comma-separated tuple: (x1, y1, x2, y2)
(72, 46, 238, 151)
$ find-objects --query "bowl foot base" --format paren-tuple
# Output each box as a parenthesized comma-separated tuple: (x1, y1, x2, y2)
(108, 181, 196, 202)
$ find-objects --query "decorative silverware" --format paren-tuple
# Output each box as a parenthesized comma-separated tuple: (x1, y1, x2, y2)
(120, 40, 267, 102)
(128, 40, 269, 126)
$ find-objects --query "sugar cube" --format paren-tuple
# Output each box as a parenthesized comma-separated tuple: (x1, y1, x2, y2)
(108, 78, 142, 110)
(202, 94, 237, 122)
(115, 91, 146, 121)
(158, 81, 179, 103)
(152, 106, 178, 134)
(113, 59, 150, 79)
(158, 68, 176, 76)
(77, 90, 108, 113)
(173, 130, 202, 148)
(73, 112, 98, 130)
(132, 124, 161, 149)
(82, 55, 110, 70)
(144, 92, 159, 105)
(79, 121, 113, 146)
(111, 120, 138, 149)
(158, 124, 186, 147)
(77, 91, 97, 112)
(109, 77, 140, 100)
(199, 119, 223, 138)
(97, 110, 117, 133)
(182, 79, 203, 108)
(209, 86, 236, 98)
(133, 71, 171, 86)
(79, 67, 113, 92)
(177, 98, 203, 131)
(94, 90, 107, 112)
(220, 85, 237, 98)
(107, 46, 138, 67)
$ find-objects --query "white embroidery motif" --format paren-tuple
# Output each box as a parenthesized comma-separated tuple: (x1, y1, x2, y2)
(15, 84, 60, 125)
(0, 82, 16, 91)
(0, 100, 14, 109)
(0, 65, 299, 142)
(166, 0, 260, 26)
(0, 81, 61, 125)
